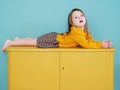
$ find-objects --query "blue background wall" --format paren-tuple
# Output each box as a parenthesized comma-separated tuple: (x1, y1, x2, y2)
(0, 0, 120, 90)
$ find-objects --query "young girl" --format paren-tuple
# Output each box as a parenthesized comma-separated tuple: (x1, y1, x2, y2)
(2, 8, 112, 52)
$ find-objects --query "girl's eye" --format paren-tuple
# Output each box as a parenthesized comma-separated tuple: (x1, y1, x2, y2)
(75, 17, 78, 19)
(81, 15, 84, 17)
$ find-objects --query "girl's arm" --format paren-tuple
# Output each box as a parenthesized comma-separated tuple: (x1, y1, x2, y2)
(69, 27, 111, 48)
(87, 33, 112, 48)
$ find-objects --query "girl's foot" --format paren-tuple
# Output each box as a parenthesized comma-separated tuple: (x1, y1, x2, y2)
(14, 37, 19, 40)
(2, 40, 11, 52)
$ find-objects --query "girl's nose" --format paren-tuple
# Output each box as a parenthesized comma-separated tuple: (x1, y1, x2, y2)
(79, 17, 82, 20)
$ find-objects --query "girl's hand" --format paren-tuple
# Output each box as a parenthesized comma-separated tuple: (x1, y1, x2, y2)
(102, 40, 112, 48)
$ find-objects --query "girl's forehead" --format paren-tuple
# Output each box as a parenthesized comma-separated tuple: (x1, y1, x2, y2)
(72, 11, 83, 16)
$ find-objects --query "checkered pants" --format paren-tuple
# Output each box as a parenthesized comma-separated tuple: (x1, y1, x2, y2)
(37, 32, 59, 48)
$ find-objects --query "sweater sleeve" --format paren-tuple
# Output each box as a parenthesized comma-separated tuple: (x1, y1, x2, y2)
(69, 27, 102, 48)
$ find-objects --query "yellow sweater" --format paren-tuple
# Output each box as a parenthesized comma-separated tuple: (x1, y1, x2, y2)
(56, 26, 102, 48)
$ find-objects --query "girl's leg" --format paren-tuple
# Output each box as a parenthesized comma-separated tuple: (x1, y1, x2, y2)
(2, 38, 37, 52)
(14, 37, 34, 40)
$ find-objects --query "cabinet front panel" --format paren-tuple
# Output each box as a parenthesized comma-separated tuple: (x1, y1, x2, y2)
(8, 51, 59, 90)
(60, 51, 114, 90)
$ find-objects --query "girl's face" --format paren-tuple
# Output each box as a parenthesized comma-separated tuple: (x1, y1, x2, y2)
(71, 11, 86, 27)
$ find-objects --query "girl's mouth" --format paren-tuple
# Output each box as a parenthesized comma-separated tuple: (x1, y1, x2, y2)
(80, 20, 83, 23)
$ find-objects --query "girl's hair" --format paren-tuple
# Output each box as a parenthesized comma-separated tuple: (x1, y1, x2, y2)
(67, 8, 89, 34)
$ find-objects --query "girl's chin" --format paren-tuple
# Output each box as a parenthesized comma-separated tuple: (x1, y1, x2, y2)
(75, 25, 83, 27)
(72, 24, 84, 27)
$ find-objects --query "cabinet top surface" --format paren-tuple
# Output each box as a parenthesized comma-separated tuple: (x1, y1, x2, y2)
(7, 46, 115, 52)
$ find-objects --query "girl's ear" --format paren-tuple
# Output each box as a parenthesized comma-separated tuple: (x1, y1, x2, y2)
(71, 22, 73, 25)
(70, 20, 73, 25)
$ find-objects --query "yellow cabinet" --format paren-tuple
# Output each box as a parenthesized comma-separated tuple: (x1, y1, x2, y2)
(7, 46, 115, 90)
